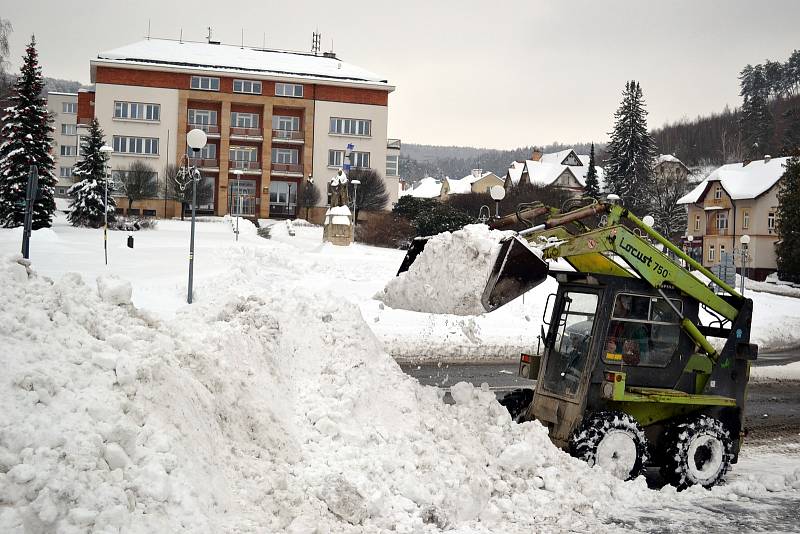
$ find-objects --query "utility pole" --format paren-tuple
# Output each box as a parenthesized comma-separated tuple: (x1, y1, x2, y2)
(21, 165, 39, 260)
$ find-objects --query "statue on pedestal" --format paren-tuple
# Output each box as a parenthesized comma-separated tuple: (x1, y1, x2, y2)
(330, 170, 350, 208)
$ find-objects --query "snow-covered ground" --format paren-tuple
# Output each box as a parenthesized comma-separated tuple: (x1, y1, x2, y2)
(1, 215, 799, 533)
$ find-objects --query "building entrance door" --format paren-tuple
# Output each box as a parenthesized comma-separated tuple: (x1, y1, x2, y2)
(229, 179, 257, 216)
(269, 180, 297, 217)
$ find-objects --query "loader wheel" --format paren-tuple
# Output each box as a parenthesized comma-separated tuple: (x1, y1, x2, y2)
(569, 411, 649, 480)
(499, 389, 533, 422)
(660, 415, 732, 490)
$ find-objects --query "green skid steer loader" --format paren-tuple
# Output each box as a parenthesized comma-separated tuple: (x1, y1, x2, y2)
(398, 199, 757, 489)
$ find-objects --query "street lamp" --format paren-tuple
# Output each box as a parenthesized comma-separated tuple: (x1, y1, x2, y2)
(186, 128, 207, 304)
(740, 234, 751, 294)
(232, 169, 243, 241)
(350, 179, 361, 233)
(99, 144, 114, 265)
(490, 185, 506, 218)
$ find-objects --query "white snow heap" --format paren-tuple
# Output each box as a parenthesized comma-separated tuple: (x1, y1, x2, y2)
(399, 176, 442, 199)
(325, 205, 352, 226)
(377, 224, 541, 315)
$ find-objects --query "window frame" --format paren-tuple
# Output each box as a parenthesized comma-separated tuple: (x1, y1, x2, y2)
(62, 102, 77, 114)
(742, 209, 750, 230)
(231, 112, 260, 129)
(114, 101, 161, 122)
(768, 211, 776, 231)
(716, 212, 728, 230)
(188, 109, 218, 126)
(190, 76, 220, 91)
(714, 185, 723, 199)
(272, 148, 299, 164)
(112, 135, 160, 156)
(60, 145, 77, 156)
(709, 244, 715, 261)
(59, 166, 73, 178)
(233, 79, 262, 94)
(275, 83, 303, 98)
(228, 145, 258, 162)
(61, 123, 77, 136)
(272, 115, 300, 131)
(386, 155, 399, 176)
(329, 117, 372, 137)
(694, 214, 700, 231)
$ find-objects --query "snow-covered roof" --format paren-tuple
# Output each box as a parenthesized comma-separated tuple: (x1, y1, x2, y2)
(539, 149, 578, 165)
(444, 177, 473, 195)
(521, 159, 606, 190)
(506, 162, 525, 186)
(400, 177, 442, 199)
(47, 92, 78, 97)
(93, 39, 393, 89)
(657, 154, 682, 164)
(677, 157, 790, 204)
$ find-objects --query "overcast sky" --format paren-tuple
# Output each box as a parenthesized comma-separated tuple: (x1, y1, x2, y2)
(4, 1, 799, 149)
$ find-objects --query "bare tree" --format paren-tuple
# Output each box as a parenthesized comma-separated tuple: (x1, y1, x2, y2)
(297, 179, 321, 221)
(347, 168, 389, 219)
(0, 18, 13, 115)
(645, 167, 689, 241)
(117, 160, 159, 212)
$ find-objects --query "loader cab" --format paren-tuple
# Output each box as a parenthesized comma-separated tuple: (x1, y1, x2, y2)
(529, 273, 694, 448)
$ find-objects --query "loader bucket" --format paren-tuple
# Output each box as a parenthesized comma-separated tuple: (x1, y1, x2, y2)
(481, 236, 549, 312)
(397, 236, 430, 275)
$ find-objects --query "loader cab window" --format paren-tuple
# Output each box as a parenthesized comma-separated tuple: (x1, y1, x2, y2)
(542, 291, 598, 398)
(604, 293, 682, 367)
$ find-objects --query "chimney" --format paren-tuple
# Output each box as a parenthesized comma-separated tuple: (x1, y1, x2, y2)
(764, 154, 772, 163)
(471, 169, 482, 179)
(532, 149, 543, 161)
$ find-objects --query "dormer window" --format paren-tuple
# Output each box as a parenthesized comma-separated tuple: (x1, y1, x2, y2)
(714, 185, 722, 200)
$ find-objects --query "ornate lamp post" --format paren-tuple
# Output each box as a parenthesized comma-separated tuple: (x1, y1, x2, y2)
(232, 168, 243, 241)
(739, 234, 751, 294)
(186, 128, 207, 304)
(99, 144, 114, 265)
(490, 185, 505, 218)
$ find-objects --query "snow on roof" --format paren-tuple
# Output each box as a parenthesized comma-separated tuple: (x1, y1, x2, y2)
(401, 177, 442, 199)
(657, 154, 682, 164)
(94, 39, 392, 88)
(47, 92, 78, 97)
(506, 162, 524, 186)
(444, 177, 473, 195)
(539, 149, 576, 165)
(522, 159, 606, 190)
(677, 157, 790, 204)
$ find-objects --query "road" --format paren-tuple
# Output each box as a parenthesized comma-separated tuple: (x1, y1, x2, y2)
(399, 356, 800, 442)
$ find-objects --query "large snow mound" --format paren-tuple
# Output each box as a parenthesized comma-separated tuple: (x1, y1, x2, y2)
(377, 225, 528, 315)
(2, 249, 799, 532)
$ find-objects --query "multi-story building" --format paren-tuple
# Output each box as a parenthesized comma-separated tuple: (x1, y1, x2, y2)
(78, 37, 396, 219)
(47, 92, 80, 197)
(677, 156, 788, 280)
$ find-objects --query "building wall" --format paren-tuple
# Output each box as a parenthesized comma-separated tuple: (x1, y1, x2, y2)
(471, 174, 503, 194)
(47, 93, 79, 195)
(94, 83, 181, 182)
(311, 100, 394, 208)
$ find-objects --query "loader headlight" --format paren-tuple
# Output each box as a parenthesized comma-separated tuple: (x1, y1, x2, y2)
(602, 381, 614, 399)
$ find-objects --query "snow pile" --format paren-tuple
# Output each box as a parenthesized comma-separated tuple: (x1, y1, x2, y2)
(96, 275, 132, 306)
(378, 225, 530, 315)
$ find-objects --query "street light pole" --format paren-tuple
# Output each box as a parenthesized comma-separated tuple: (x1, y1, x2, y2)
(232, 169, 243, 241)
(186, 129, 208, 304)
(99, 145, 114, 265)
(740, 234, 751, 295)
(350, 179, 361, 237)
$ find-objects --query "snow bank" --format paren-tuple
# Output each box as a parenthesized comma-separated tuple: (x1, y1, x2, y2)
(377, 225, 527, 315)
(751, 361, 800, 381)
(96, 275, 132, 306)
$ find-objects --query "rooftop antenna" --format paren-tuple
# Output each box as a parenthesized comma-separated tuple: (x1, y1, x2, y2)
(206, 26, 213, 43)
(147, 19, 151, 40)
(312, 30, 321, 55)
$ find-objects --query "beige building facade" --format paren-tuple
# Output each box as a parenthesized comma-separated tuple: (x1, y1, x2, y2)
(47, 92, 80, 196)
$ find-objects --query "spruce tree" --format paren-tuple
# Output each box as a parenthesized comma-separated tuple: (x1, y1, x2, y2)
(604, 80, 657, 215)
(67, 118, 116, 227)
(739, 64, 773, 159)
(776, 156, 800, 282)
(0, 36, 56, 229)
(584, 142, 601, 198)
(781, 105, 800, 156)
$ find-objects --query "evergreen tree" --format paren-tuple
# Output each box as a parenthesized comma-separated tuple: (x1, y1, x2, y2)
(781, 105, 800, 156)
(775, 156, 800, 282)
(584, 142, 601, 198)
(0, 36, 56, 229)
(739, 64, 773, 158)
(67, 118, 116, 227)
(603, 80, 657, 214)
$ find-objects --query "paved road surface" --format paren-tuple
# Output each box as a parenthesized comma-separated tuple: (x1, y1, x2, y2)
(399, 356, 800, 441)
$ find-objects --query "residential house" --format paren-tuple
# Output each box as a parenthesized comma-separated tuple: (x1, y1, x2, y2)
(440, 169, 503, 199)
(654, 154, 690, 182)
(677, 156, 789, 280)
(399, 177, 442, 199)
(47, 92, 80, 198)
(504, 148, 604, 194)
(77, 36, 396, 219)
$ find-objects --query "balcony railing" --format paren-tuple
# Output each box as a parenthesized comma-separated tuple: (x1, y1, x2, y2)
(272, 129, 304, 142)
(271, 162, 303, 174)
(230, 127, 263, 138)
(706, 227, 729, 236)
(188, 158, 219, 168)
(229, 160, 261, 171)
(188, 123, 220, 135)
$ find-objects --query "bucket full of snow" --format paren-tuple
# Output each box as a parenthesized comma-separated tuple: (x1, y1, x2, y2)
(379, 225, 548, 315)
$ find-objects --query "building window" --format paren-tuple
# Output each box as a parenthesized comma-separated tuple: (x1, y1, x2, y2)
(188, 109, 217, 126)
(272, 148, 299, 164)
(275, 83, 303, 98)
(708, 244, 715, 262)
(716, 212, 728, 230)
(60, 145, 77, 156)
(59, 166, 73, 178)
(742, 209, 750, 229)
(272, 115, 300, 131)
(55, 186, 69, 196)
(62, 102, 77, 114)
(329, 117, 371, 137)
(186, 143, 217, 160)
(328, 150, 370, 169)
(143, 209, 157, 217)
(61, 123, 77, 135)
(386, 155, 399, 176)
(112, 136, 159, 155)
(694, 214, 700, 231)
(714, 185, 722, 199)
(229, 146, 258, 162)
(720, 244, 726, 259)
(114, 101, 160, 121)
(233, 79, 262, 94)
(768, 212, 775, 232)
(231, 112, 259, 128)
(190, 76, 220, 91)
